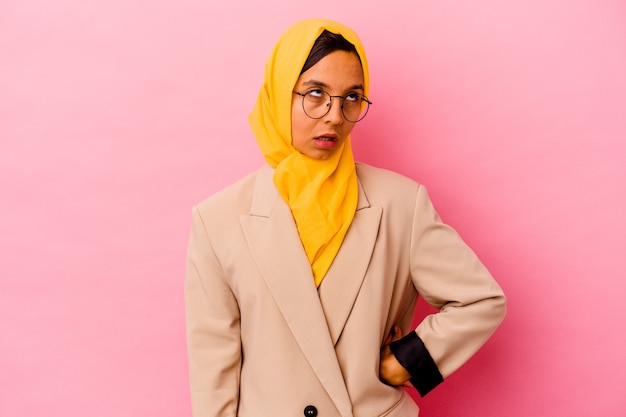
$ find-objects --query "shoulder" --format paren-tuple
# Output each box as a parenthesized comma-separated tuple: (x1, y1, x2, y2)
(355, 163, 423, 199)
(193, 168, 260, 218)
(355, 163, 440, 235)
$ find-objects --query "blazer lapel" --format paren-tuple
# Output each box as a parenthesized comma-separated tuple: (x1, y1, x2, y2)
(239, 165, 353, 416)
(318, 178, 382, 345)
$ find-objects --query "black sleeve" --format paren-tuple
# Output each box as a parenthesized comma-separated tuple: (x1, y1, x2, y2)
(389, 331, 444, 397)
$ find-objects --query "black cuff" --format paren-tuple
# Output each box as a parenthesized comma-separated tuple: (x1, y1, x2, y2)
(389, 331, 443, 397)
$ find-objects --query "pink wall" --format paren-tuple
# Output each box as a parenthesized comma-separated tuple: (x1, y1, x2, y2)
(2, 1, 625, 416)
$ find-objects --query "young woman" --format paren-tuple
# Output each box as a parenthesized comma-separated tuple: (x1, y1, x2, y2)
(185, 18, 506, 417)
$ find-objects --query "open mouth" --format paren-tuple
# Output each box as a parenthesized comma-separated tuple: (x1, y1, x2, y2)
(314, 135, 338, 149)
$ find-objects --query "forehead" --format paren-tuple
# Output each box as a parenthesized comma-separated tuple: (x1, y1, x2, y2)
(295, 50, 364, 90)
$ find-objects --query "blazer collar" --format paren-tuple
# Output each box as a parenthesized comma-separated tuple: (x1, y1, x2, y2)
(240, 164, 381, 416)
(248, 164, 372, 215)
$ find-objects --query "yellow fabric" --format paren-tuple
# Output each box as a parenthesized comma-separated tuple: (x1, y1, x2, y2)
(248, 18, 369, 287)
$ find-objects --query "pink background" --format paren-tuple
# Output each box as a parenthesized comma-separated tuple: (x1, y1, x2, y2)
(2, 1, 625, 416)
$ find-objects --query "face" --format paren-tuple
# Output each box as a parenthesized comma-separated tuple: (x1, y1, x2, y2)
(291, 50, 365, 160)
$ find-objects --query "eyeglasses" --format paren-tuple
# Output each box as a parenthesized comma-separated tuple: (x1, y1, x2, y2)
(293, 89, 372, 123)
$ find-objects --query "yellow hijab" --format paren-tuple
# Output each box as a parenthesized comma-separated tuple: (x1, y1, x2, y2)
(249, 18, 370, 287)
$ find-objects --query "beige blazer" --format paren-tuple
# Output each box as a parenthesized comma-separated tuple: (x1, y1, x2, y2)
(185, 163, 506, 417)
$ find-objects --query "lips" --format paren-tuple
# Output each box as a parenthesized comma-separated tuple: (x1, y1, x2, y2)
(314, 138, 336, 149)
(314, 133, 339, 149)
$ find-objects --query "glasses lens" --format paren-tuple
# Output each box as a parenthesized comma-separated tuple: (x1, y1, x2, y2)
(302, 90, 331, 119)
(342, 94, 369, 122)
(300, 90, 370, 122)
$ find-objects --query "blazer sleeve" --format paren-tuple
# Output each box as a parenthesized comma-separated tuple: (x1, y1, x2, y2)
(392, 185, 506, 396)
(185, 206, 241, 417)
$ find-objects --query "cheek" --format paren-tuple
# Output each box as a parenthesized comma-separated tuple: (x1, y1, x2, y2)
(337, 123, 355, 144)
(342, 123, 355, 137)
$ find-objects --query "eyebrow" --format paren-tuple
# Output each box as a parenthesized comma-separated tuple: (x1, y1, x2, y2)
(301, 79, 364, 91)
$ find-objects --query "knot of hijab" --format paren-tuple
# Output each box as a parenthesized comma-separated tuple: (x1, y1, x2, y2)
(248, 18, 369, 287)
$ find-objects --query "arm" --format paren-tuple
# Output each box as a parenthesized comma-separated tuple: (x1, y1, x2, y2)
(383, 185, 506, 396)
(185, 206, 241, 417)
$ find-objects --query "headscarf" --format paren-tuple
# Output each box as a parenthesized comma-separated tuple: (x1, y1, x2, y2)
(248, 18, 370, 287)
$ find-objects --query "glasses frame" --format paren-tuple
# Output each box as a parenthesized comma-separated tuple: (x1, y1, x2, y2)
(293, 90, 373, 123)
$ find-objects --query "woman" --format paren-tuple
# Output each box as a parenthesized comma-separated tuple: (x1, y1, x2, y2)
(185, 18, 506, 417)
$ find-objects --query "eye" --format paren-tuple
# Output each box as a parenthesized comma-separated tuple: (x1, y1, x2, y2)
(344, 92, 361, 103)
(307, 89, 325, 98)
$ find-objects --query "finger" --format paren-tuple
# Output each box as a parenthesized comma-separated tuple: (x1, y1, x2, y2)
(391, 325, 403, 342)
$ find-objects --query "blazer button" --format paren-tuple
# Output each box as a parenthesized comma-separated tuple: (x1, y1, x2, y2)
(303, 405, 318, 417)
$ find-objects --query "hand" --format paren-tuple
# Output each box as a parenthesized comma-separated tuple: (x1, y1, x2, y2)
(379, 325, 413, 388)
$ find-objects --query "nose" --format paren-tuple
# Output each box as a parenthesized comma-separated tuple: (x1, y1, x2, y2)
(324, 96, 344, 124)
